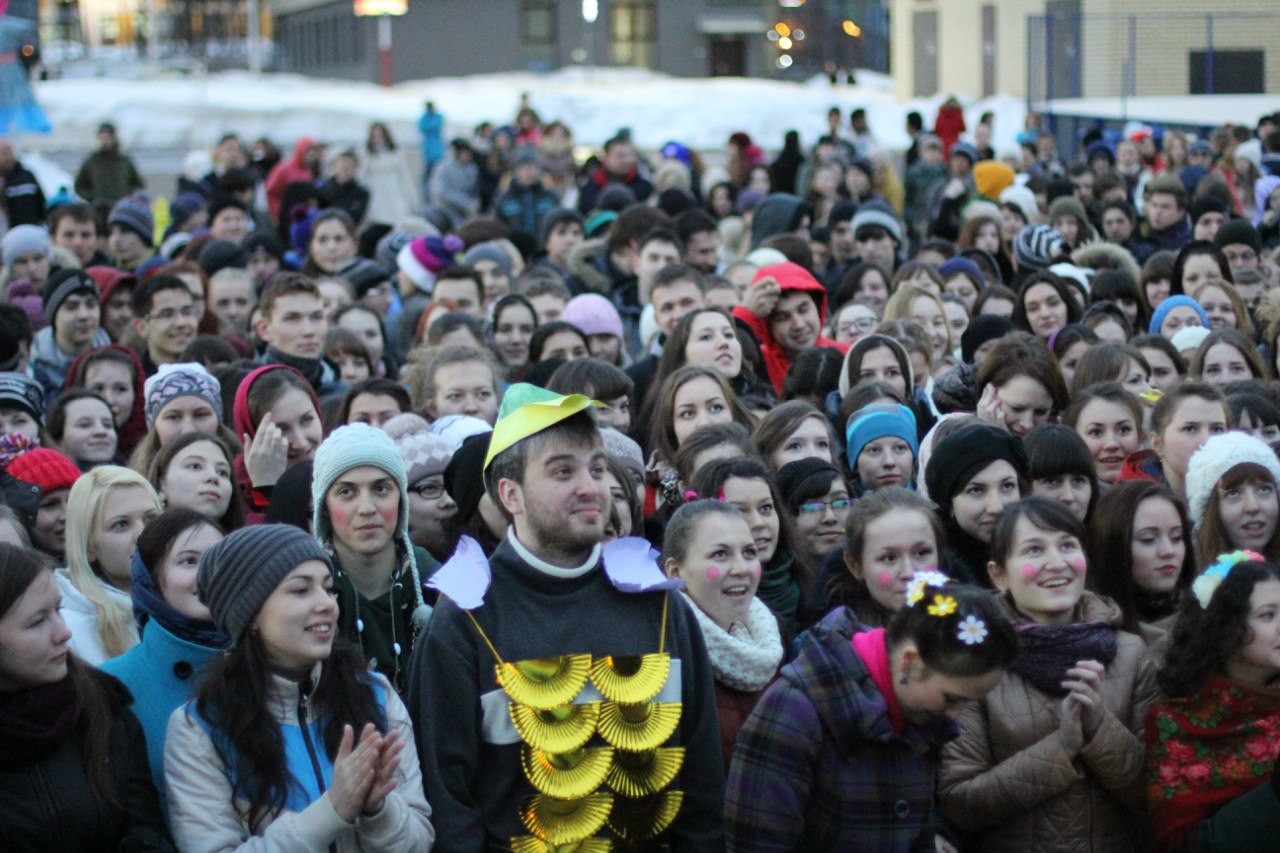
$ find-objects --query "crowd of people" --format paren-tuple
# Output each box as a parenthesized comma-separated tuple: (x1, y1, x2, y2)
(4, 95, 1280, 853)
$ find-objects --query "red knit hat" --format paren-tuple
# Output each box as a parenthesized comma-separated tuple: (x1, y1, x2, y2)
(6, 448, 82, 494)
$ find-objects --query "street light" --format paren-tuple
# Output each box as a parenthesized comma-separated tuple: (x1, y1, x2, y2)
(582, 0, 598, 24)
(842, 19, 861, 37)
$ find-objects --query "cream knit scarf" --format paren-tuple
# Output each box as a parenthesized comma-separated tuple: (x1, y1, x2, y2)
(683, 593, 784, 692)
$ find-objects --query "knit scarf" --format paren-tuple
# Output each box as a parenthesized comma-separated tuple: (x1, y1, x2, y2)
(262, 345, 323, 388)
(682, 593, 783, 692)
(129, 549, 230, 650)
(1148, 677, 1280, 852)
(756, 551, 802, 637)
(0, 676, 79, 768)
(1011, 620, 1118, 697)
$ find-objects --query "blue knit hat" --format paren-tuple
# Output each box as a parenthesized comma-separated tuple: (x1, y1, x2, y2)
(845, 403, 919, 471)
(1148, 295, 1209, 335)
(310, 423, 430, 626)
(109, 192, 155, 245)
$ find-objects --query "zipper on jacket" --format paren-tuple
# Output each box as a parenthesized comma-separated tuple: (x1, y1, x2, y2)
(297, 679, 327, 794)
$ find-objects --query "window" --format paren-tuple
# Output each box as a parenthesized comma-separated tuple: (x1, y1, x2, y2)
(1190, 50, 1264, 95)
(610, 0, 656, 68)
(521, 0, 557, 69)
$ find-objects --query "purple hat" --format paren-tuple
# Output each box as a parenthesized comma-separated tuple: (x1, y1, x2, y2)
(561, 293, 624, 339)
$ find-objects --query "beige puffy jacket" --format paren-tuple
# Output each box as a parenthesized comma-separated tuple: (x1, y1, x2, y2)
(938, 592, 1159, 853)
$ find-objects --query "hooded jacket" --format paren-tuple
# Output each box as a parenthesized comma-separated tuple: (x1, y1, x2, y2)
(732, 262, 849, 394)
(30, 325, 112, 403)
(63, 342, 149, 458)
(54, 568, 136, 667)
(750, 193, 807, 249)
(938, 592, 1158, 853)
(265, 137, 319, 219)
(726, 607, 957, 851)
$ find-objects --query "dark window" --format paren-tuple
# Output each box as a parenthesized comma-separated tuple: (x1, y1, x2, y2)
(521, 0, 557, 68)
(1190, 50, 1264, 95)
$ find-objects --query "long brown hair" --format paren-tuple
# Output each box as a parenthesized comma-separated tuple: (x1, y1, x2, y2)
(0, 545, 121, 806)
(645, 365, 754, 463)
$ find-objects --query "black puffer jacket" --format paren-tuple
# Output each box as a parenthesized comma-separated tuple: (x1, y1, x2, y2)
(0, 670, 174, 853)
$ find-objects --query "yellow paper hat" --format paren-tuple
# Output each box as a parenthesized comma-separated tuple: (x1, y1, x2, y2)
(484, 383, 597, 470)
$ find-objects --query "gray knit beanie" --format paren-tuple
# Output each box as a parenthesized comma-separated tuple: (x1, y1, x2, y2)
(197, 524, 333, 641)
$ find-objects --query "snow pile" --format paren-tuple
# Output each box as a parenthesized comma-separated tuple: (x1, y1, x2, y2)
(31, 66, 1027, 157)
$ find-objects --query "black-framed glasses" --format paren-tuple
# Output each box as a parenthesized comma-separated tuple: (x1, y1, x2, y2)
(409, 480, 446, 500)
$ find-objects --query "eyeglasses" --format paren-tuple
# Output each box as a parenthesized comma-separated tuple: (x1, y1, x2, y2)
(836, 318, 877, 334)
(410, 481, 446, 500)
(146, 305, 199, 322)
(798, 497, 853, 516)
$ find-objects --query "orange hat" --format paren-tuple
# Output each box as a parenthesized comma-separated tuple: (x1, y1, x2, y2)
(973, 160, 1016, 201)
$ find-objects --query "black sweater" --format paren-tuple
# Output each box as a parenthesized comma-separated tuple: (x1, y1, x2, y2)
(409, 534, 726, 852)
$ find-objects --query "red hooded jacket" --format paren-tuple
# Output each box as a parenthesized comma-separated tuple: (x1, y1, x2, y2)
(265, 137, 319, 220)
(732, 262, 849, 395)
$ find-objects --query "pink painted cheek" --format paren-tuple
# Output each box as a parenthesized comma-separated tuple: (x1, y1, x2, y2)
(328, 504, 355, 531)
(1020, 562, 1039, 580)
(1070, 556, 1087, 574)
(749, 563, 762, 578)
(874, 571, 897, 589)
(705, 566, 722, 582)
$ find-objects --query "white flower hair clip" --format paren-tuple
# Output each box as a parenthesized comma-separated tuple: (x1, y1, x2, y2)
(1192, 550, 1265, 609)
(906, 569, 952, 607)
(956, 614, 988, 645)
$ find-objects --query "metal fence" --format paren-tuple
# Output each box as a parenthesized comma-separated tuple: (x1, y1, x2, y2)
(1027, 11, 1280, 106)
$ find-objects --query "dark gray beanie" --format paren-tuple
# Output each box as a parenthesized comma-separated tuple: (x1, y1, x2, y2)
(197, 524, 333, 641)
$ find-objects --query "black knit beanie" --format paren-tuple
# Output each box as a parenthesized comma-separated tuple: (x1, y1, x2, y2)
(960, 315, 1014, 364)
(775, 457, 842, 513)
(445, 432, 492, 521)
(925, 423, 1027, 515)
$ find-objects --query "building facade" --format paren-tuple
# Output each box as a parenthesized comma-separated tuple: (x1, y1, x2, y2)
(890, 0, 1280, 102)
(272, 0, 776, 82)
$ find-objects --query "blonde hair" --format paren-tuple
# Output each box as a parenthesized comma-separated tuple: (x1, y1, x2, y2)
(64, 467, 161, 658)
(884, 283, 954, 356)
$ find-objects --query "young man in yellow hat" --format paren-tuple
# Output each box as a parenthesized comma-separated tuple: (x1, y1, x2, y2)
(410, 383, 725, 850)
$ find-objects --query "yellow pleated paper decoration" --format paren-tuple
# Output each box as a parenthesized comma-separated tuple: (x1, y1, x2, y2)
(519, 793, 614, 845)
(510, 837, 613, 853)
(596, 702, 681, 752)
(511, 702, 601, 753)
(589, 654, 670, 704)
(606, 790, 684, 843)
(605, 747, 685, 797)
(498, 655, 592, 709)
(521, 745, 616, 799)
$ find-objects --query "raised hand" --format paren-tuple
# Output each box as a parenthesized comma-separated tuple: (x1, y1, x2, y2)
(362, 729, 406, 817)
(743, 275, 781, 319)
(243, 411, 289, 488)
(1061, 659, 1107, 738)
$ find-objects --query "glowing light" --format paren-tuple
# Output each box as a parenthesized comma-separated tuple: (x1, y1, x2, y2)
(766, 30, 779, 41)
(777, 36, 792, 49)
(842, 19, 862, 37)
(582, 0, 598, 23)
(793, 29, 805, 40)
(775, 22, 791, 37)
(777, 54, 793, 68)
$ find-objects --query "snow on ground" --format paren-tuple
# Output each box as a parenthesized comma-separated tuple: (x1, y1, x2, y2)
(26, 66, 1028, 160)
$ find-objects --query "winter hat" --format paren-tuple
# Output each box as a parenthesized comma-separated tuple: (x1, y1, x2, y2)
(1, 224, 52, 269)
(1170, 325, 1211, 354)
(962, 200, 1003, 224)
(562, 293, 624, 339)
(960, 314, 1014, 364)
(851, 201, 903, 244)
(41, 268, 100, 325)
(206, 194, 249, 225)
(1049, 263, 1093, 295)
(109, 193, 155, 245)
(444, 432, 491, 524)
(243, 230, 286, 264)
(660, 141, 692, 167)
(1048, 195, 1088, 226)
(1185, 432, 1280, 528)
(1189, 139, 1214, 159)
(973, 160, 1016, 200)
(1013, 224, 1066, 271)
(1214, 219, 1262, 255)
(745, 247, 788, 267)
(513, 145, 541, 168)
(845, 403, 918, 472)
(774, 457, 842, 513)
(1234, 139, 1263, 172)
(1148, 295, 1209, 335)
(288, 207, 319, 255)
(1254, 176, 1280, 227)
(1085, 140, 1116, 166)
(4, 278, 45, 331)
(540, 208, 584, 248)
(168, 192, 206, 229)
(602, 427, 645, 480)
(87, 267, 136, 313)
(197, 239, 249, 277)
(999, 185, 1038, 222)
(6, 447, 82, 495)
(397, 233, 464, 294)
(428, 414, 493, 452)
(197, 524, 333, 641)
(342, 258, 391, 298)
(163, 232, 195, 261)
(461, 242, 514, 278)
(938, 256, 985, 285)
(735, 188, 766, 214)
(144, 362, 222, 429)
(925, 423, 1026, 513)
(1189, 196, 1228, 227)
(0, 372, 45, 425)
(384, 413, 454, 485)
(951, 141, 979, 164)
